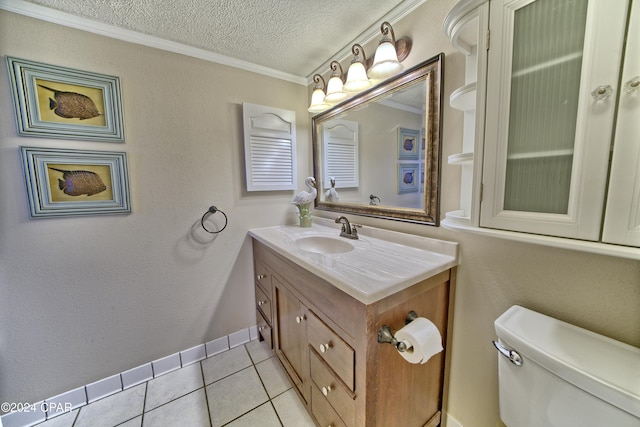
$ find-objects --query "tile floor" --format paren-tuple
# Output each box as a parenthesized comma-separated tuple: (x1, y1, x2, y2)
(33, 340, 315, 427)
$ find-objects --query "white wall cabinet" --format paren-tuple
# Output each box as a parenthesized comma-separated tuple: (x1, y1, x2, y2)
(242, 102, 297, 191)
(443, 0, 640, 257)
(602, 1, 640, 247)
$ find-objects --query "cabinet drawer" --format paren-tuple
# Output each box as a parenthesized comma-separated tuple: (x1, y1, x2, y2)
(254, 259, 271, 297)
(256, 309, 272, 349)
(307, 311, 355, 391)
(311, 383, 347, 427)
(255, 285, 272, 320)
(310, 350, 355, 426)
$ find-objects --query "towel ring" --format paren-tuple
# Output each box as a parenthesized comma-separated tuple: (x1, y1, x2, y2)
(201, 206, 228, 234)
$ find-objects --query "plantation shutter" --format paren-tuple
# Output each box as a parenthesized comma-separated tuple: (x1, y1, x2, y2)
(322, 119, 358, 189)
(243, 102, 297, 191)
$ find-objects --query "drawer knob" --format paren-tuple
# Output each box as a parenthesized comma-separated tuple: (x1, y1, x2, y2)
(319, 343, 332, 353)
(296, 315, 306, 323)
(257, 274, 266, 280)
(257, 300, 266, 306)
(322, 385, 332, 396)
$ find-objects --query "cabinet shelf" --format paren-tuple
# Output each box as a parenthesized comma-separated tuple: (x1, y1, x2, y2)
(443, 210, 471, 226)
(450, 82, 477, 111)
(507, 149, 573, 160)
(443, 0, 487, 55)
(512, 51, 582, 78)
(448, 152, 474, 165)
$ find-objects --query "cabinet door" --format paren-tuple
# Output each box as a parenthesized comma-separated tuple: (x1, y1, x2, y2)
(273, 277, 309, 402)
(602, 0, 640, 247)
(481, 0, 629, 239)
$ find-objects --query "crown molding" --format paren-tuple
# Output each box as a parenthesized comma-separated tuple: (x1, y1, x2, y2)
(0, 0, 308, 85)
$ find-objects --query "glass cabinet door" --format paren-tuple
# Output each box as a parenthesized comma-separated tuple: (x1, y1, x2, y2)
(602, 0, 640, 247)
(481, 0, 630, 239)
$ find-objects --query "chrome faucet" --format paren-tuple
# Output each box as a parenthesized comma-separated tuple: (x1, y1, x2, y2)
(335, 216, 361, 239)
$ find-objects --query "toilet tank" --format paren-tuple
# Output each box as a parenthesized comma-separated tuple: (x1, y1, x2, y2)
(494, 305, 640, 427)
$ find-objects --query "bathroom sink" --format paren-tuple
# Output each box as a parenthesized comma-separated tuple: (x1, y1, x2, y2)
(295, 236, 354, 254)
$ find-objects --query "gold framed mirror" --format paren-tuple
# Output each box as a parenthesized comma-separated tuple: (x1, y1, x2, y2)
(312, 53, 443, 225)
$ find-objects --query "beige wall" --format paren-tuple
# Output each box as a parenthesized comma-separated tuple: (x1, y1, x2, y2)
(1, 1, 639, 426)
(0, 10, 310, 406)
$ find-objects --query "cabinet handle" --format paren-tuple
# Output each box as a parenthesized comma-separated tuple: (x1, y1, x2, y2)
(257, 300, 266, 306)
(591, 85, 613, 101)
(322, 385, 332, 396)
(258, 326, 266, 332)
(257, 273, 266, 280)
(295, 315, 306, 323)
(624, 76, 640, 94)
(319, 343, 332, 353)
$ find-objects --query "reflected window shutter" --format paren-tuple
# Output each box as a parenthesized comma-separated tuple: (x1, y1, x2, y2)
(323, 120, 358, 188)
(243, 102, 297, 191)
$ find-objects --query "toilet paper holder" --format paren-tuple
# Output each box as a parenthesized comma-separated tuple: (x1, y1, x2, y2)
(377, 310, 419, 352)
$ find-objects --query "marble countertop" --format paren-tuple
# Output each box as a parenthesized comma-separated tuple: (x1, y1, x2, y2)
(248, 218, 459, 304)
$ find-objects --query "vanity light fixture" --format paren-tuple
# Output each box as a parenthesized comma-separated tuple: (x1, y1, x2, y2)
(324, 61, 348, 104)
(368, 21, 408, 80)
(343, 44, 372, 93)
(308, 74, 330, 113)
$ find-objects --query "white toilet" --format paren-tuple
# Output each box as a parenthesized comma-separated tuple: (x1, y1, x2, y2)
(494, 305, 640, 427)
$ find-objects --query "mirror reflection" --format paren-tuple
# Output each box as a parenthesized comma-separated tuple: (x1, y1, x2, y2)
(312, 54, 443, 225)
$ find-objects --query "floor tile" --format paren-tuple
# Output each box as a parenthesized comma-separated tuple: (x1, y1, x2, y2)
(271, 389, 315, 427)
(142, 390, 209, 427)
(145, 362, 203, 411)
(117, 416, 142, 426)
(255, 357, 292, 398)
(34, 410, 78, 427)
(26, 339, 320, 427)
(224, 402, 281, 427)
(74, 383, 145, 427)
(201, 345, 252, 385)
(245, 340, 272, 364)
(206, 367, 269, 427)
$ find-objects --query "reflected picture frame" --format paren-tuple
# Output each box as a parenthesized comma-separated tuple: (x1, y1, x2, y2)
(20, 146, 131, 218)
(6, 56, 125, 142)
(398, 163, 419, 194)
(398, 127, 420, 160)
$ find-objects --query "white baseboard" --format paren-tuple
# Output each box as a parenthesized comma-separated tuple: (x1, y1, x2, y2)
(446, 413, 464, 427)
(1, 325, 259, 427)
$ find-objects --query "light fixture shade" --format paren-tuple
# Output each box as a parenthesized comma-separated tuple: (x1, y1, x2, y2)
(324, 61, 348, 103)
(308, 74, 330, 113)
(368, 41, 403, 79)
(343, 44, 371, 93)
(325, 77, 348, 103)
(368, 21, 403, 80)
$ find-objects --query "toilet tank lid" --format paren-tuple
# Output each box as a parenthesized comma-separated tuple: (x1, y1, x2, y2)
(495, 305, 640, 419)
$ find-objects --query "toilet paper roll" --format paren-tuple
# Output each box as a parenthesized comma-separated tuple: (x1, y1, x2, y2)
(394, 317, 444, 364)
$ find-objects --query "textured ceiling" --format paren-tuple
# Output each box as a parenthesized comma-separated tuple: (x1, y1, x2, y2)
(21, 0, 408, 78)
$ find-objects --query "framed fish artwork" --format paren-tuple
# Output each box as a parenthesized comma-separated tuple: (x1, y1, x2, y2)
(397, 127, 420, 160)
(20, 147, 131, 218)
(398, 163, 419, 194)
(6, 57, 125, 142)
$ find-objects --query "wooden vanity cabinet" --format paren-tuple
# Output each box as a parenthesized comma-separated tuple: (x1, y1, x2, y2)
(253, 255, 273, 348)
(273, 276, 310, 403)
(252, 239, 455, 427)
